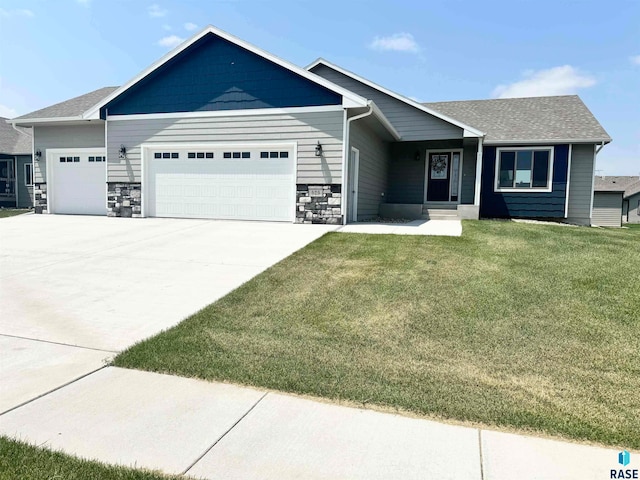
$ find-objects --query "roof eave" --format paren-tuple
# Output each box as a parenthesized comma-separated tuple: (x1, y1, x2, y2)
(83, 26, 368, 119)
(10, 116, 102, 127)
(306, 58, 485, 138)
(484, 138, 612, 146)
(369, 102, 401, 141)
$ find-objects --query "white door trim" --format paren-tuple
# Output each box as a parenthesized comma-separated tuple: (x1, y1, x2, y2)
(45, 147, 107, 214)
(349, 147, 359, 222)
(424, 148, 463, 204)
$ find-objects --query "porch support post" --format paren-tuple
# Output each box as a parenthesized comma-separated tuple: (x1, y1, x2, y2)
(474, 137, 483, 206)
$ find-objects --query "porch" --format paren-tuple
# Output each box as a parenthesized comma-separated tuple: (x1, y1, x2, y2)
(380, 138, 482, 220)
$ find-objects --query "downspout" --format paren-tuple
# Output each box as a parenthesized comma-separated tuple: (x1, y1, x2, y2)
(342, 101, 373, 225)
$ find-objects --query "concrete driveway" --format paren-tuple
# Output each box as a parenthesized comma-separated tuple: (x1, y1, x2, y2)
(0, 214, 334, 412)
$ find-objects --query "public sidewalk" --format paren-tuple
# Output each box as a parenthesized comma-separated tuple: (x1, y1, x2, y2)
(0, 366, 625, 479)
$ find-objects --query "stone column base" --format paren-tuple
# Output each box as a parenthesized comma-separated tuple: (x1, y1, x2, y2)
(34, 183, 48, 214)
(108, 183, 142, 218)
(296, 184, 342, 224)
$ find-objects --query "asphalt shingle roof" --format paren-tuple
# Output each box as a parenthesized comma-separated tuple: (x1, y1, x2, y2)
(0, 117, 32, 155)
(423, 95, 611, 144)
(624, 180, 640, 198)
(14, 87, 119, 121)
(593, 175, 640, 193)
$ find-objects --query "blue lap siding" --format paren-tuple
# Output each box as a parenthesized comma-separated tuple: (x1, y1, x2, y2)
(103, 33, 341, 116)
(480, 144, 569, 218)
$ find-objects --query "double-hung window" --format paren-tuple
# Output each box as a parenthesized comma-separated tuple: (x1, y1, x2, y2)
(495, 147, 554, 192)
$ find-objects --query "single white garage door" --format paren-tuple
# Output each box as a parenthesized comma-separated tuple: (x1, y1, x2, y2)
(49, 150, 106, 215)
(146, 146, 295, 222)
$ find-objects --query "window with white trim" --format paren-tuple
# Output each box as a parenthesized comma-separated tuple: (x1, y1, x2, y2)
(495, 147, 553, 192)
(24, 163, 33, 186)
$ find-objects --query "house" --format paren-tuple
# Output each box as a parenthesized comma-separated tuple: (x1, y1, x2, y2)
(593, 176, 640, 227)
(9, 26, 611, 225)
(623, 180, 640, 224)
(0, 117, 33, 208)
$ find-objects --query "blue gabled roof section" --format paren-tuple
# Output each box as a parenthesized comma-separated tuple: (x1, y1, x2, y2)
(103, 33, 342, 116)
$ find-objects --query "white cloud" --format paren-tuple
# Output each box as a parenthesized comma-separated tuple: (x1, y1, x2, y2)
(0, 8, 35, 17)
(492, 65, 596, 98)
(162, 24, 172, 31)
(184, 22, 198, 31)
(369, 33, 419, 53)
(148, 4, 167, 17)
(76, 0, 91, 7)
(630, 55, 640, 66)
(157, 35, 184, 49)
(0, 104, 18, 118)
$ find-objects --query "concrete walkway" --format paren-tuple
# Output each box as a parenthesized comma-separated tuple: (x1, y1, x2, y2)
(0, 367, 625, 479)
(338, 219, 462, 236)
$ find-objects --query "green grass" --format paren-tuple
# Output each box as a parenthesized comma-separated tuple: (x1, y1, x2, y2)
(0, 436, 188, 480)
(0, 208, 29, 218)
(115, 220, 640, 449)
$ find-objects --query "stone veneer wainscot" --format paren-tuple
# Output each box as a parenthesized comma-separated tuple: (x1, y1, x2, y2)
(107, 183, 142, 218)
(33, 183, 48, 214)
(296, 184, 342, 224)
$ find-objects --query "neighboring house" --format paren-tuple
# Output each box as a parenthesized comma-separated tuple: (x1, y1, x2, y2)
(10, 26, 611, 225)
(0, 117, 33, 208)
(624, 180, 640, 224)
(592, 176, 640, 227)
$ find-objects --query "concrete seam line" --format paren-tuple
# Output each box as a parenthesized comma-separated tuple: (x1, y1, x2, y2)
(182, 391, 269, 475)
(0, 365, 109, 417)
(478, 429, 485, 480)
(0, 333, 118, 353)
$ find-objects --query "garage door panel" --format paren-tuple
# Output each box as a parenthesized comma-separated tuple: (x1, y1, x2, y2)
(148, 148, 295, 222)
(51, 152, 105, 216)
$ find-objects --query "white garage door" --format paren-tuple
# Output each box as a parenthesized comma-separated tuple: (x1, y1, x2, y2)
(146, 145, 295, 222)
(49, 150, 106, 215)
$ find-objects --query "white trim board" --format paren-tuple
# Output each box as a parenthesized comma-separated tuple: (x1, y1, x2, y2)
(84, 26, 369, 120)
(106, 105, 345, 122)
(493, 146, 555, 194)
(306, 58, 485, 138)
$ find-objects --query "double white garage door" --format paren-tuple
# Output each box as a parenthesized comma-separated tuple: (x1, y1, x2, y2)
(49, 145, 295, 222)
(146, 145, 295, 222)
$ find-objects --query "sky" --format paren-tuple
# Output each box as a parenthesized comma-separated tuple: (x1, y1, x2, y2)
(0, 0, 638, 175)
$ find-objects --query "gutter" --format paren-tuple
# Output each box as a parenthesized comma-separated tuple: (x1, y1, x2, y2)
(342, 102, 374, 225)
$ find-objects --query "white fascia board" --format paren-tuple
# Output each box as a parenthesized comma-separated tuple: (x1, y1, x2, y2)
(485, 138, 612, 146)
(106, 105, 345, 122)
(84, 26, 368, 120)
(369, 101, 401, 141)
(306, 58, 485, 137)
(10, 116, 85, 126)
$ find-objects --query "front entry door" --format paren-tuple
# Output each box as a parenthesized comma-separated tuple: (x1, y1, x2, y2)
(427, 153, 450, 201)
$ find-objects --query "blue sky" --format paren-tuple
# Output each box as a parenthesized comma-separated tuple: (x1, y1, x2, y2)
(0, 0, 638, 175)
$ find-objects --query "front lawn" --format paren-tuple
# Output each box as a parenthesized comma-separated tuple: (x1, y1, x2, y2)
(115, 221, 640, 449)
(0, 208, 29, 218)
(0, 436, 187, 480)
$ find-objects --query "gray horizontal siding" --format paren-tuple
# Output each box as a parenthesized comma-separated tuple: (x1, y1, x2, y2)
(566, 144, 595, 225)
(106, 111, 344, 184)
(625, 192, 640, 224)
(349, 120, 390, 220)
(311, 64, 463, 141)
(592, 191, 623, 227)
(34, 123, 106, 183)
(16, 155, 33, 208)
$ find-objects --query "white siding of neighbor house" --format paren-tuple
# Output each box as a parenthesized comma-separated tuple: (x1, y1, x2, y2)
(106, 111, 344, 185)
(310, 64, 463, 141)
(625, 192, 640, 224)
(33, 123, 106, 183)
(566, 143, 595, 225)
(349, 119, 390, 220)
(592, 191, 623, 227)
